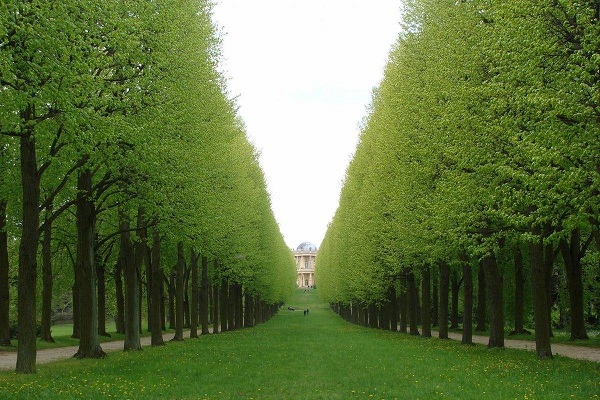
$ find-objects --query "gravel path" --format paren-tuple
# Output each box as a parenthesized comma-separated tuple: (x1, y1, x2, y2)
(1, 329, 598, 371)
(438, 331, 600, 363)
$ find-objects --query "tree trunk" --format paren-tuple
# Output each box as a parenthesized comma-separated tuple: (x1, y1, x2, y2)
(16, 131, 40, 373)
(122, 214, 141, 351)
(368, 302, 377, 328)
(483, 252, 504, 349)
(476, 261, 486, 332)
(438, 261, 450, 339)
(74, 169, 105, 359)
(212, 280, 220, 334)
(0, 200, 10, 346)
(114, 258, 125, 334)
(71, 283, 80, 339)
(138, 211, 152, 334)
(460, 252, 473, 345)
(389, 285, 398, 332)
(530, 226, 553, 359)
(432, 269, 438, 327)
(511, 248, 528, 335)
(234, 283, 243, 330)
(96, 250, 110, 338)
(183, 267, 191, 329)
(544, 236, 555, 338)
(560, 229, 589, 340)
(168, 271, 175, 329)
(150, 230, 164, 346)
(421, 266, 431, 338)
(160, 276, 166, 331)
(220, 277, 229, 332)
(190, 249, 199, 338)
(172, 242, 185, 341)
(399, 275, 407, 333)
(40, 217, 55, 342)
(227, 282, 235, 330)
(407, 271, 419, 336)
(200, 256, 210, 334)
(450, 269, 460, 329)
(244, 290, 254, 328)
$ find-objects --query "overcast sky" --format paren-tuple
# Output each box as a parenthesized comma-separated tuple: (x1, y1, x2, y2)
(211, 1, 403, 249)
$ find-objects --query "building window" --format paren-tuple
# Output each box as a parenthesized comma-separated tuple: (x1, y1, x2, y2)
(305, 260, 308, 269)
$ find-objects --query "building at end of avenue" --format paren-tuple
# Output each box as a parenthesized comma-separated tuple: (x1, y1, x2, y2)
(294, 241, 317, 288)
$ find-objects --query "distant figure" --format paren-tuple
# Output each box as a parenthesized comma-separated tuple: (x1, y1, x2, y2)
(306, 309, 309, 315)
(303, 310, 307, 316)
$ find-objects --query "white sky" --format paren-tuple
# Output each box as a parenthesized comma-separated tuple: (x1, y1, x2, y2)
(211, 1, 403, 249)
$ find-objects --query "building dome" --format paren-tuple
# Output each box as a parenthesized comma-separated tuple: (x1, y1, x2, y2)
(296, 242, 317, 252)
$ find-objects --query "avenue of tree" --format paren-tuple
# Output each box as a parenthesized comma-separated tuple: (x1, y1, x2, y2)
(317, 0, 600, 359)
(0, 0, 296, 374)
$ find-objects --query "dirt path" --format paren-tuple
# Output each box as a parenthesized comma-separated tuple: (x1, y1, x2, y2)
(0, 330, 192, 371)
(437, 331, 600, 363)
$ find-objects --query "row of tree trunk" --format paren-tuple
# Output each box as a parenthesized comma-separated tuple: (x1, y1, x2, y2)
(332, 237, 590, 360)
(3, 196, 279, 373)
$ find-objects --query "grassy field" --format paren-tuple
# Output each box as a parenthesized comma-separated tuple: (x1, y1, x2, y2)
(0, 290, 598, 399)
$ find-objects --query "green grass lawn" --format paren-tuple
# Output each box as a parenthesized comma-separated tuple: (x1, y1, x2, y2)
(0, 290, 598, 399)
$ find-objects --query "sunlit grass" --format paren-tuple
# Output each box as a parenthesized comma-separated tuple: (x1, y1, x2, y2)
(0, 290, 598, 399)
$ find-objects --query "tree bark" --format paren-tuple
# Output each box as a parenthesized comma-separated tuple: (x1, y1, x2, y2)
(483, 252, 504, 349)
(460, 252, 473, 345)
(0, 200, 10, 346)
(399, 275, 407, 333)
(510, 247, 528, 335)
(150, 230, 164, 346)
(200, 256, 210, 334)
(421, 266, 431, 338)
(172, 242, 185, 341)
(123, 214, 141, 351)
(438, 261, 450, 339)
(71, 283, 80, 339)
(476, 261, 486, 332)
(168, 271, 175, 329)
(138, 211, 152, 334)
(97, 252, 110, 338)
(114, 257, 125, 334)
(368, 302, 377, 328)
(183, 267, 191, 329)
(40, 216, 55, 342)
(227, 282, 236, 330)
(407, 271, 419, 335)
(234, 283, 243, 330)
(212, 280, 220, 334)
(544, 236, 555, 337)
(389, 284, 398, 332)
(16, 130, 40, 373)
(530, 226, 553, 359)
(220, 277, 229, 332)
(559, 229, 589, 340)
(450, 269, 460, 329)
(74, 169, 105, 359)
(190, 249, 199, 338)
(244, 290, 254, 328)
(432, 269, 438, 327)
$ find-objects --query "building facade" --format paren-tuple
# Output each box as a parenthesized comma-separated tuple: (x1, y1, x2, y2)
(294, 241, 317, 288)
